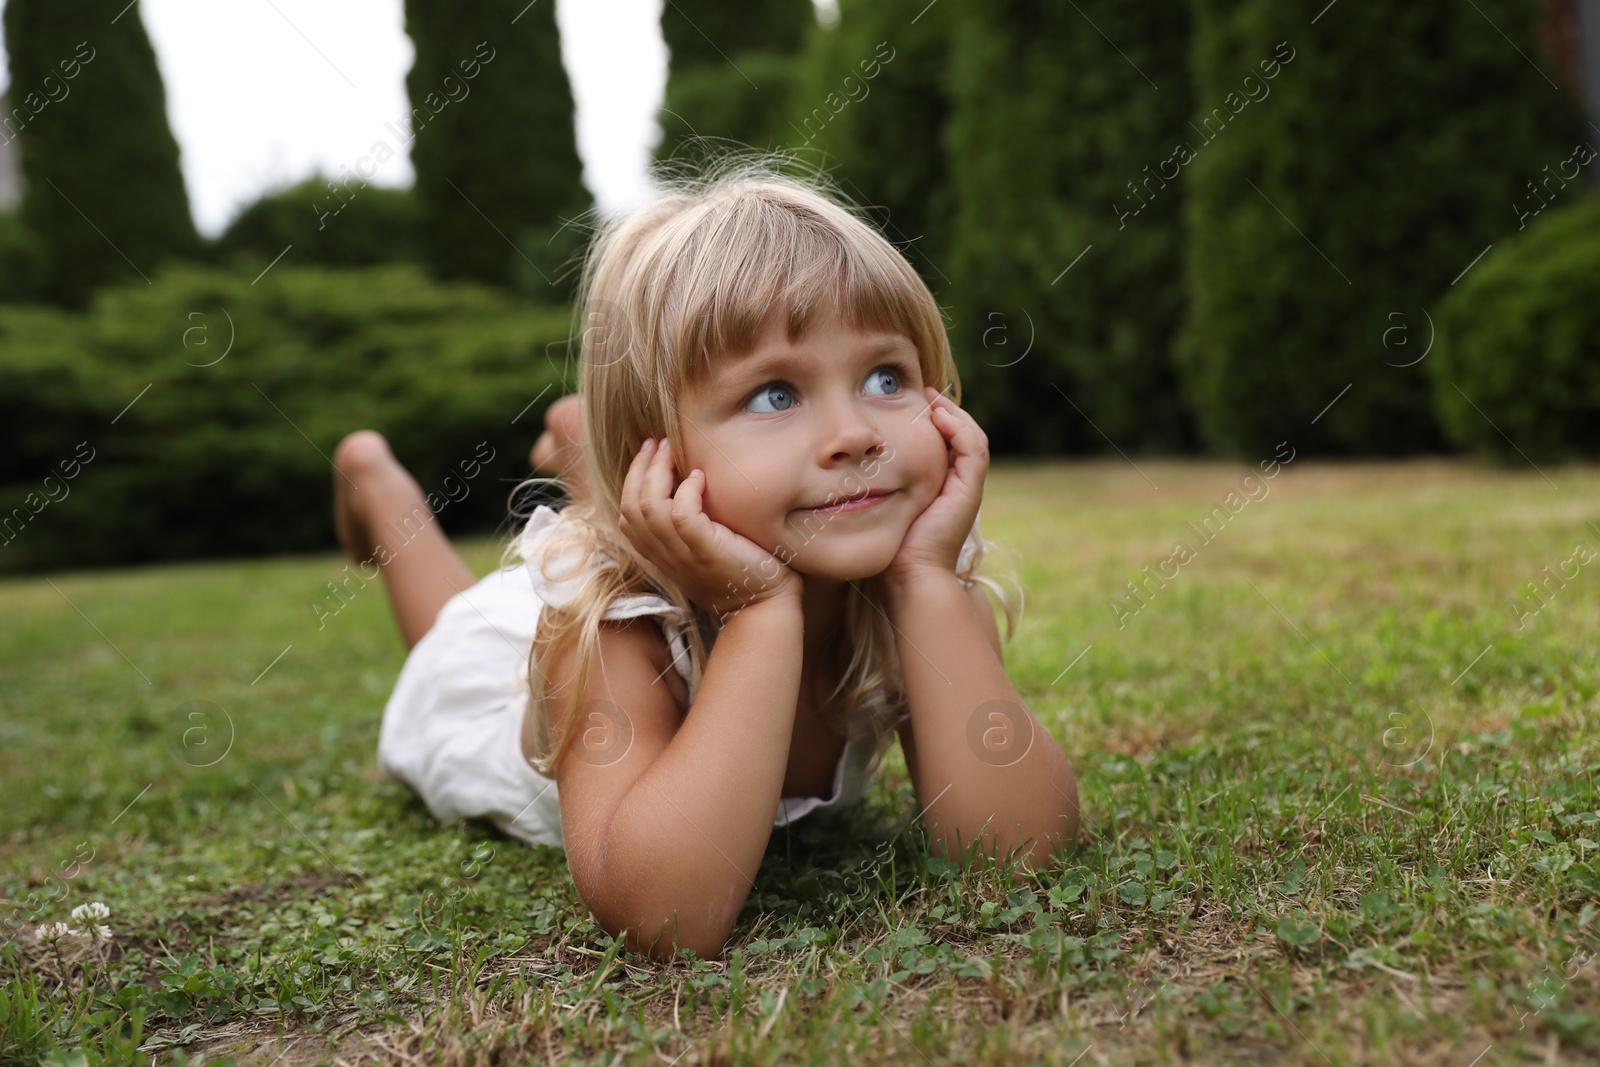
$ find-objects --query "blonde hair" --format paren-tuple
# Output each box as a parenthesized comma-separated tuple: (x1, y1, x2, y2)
(507, 156, 1019, 777)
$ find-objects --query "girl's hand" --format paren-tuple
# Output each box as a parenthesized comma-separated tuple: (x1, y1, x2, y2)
(619, 437, 801, 618)
(884, 389, 988, 588)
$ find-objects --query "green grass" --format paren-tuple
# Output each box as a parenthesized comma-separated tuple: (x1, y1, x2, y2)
(4, 458, 1600, 1065)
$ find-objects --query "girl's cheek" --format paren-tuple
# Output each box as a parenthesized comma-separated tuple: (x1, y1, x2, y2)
(912, 418, 949, 483)
(700, 483, 769, 541)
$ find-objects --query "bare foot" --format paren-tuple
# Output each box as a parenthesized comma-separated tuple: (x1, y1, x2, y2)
(529, 393, 589, 503)
(332, 430, 401, 567)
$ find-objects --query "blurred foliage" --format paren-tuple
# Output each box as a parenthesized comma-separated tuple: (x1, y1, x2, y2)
(1176, 0, 1584, 457)
(659, 53, 805, 159)
(656, 0, 813, 159)
(0, 211, 47, 303)
(3, 0, 200, 308)
(0, 264, 573, 574)
(945, 0, 1196, 455)
(1431, 191, 1600, 461)
(788, 0, 953, 290)
(403, 0, 587, 292)
(213, 175, 422, 270)
(661, 0, 813, 67)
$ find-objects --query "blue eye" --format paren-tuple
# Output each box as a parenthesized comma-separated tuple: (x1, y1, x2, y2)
(745, 383, 795, 413)
(864, 367, 902, 396)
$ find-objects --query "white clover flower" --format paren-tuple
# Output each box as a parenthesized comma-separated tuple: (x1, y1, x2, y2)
(70, 901, 111, 923)
(35, 922, 73, 943)
(94, 924, 114, 941)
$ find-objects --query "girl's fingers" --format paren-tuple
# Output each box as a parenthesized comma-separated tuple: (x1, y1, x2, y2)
(617, 441, 644, 532)
(617, 438, 788, 606)
(620, 439, 668, 558)
(641, 440, 702, 569)
(669, 469, 716, 562)
(640, 438, 681, 542)
(931, 397, 989, 490)
(932, 395, 985, 455)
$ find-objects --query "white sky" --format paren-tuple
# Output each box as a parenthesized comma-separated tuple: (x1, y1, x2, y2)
(0, 0, 675, 237)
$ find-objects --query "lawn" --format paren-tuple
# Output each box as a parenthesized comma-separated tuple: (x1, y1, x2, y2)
(4, 457, 1600, 1065)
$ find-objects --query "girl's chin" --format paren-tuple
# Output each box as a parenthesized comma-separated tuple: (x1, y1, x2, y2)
(779, 534, 905, 583)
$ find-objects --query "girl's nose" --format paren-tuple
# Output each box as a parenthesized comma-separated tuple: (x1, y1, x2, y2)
(822, 408, 886, 466)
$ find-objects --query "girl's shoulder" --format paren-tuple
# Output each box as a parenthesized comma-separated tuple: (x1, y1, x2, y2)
(514, 504, 696, 692)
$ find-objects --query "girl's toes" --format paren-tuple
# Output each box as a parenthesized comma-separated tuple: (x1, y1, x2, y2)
(529, 395, 591, 503)
(547, 394, 581, 441)
(334, 429, 395, 480)
(531, 395, 582, 472)
(531, 429, 557, 473)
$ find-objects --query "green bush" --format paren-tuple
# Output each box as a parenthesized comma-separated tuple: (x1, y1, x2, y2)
(945, 0, 1195, 454)
(0, 264, 573, 574)
(212, 176, 421, 270)
(0, 212, 46, 303)
(4, 0, 200, 307)
(1178, 0, 1582, 456)
(1430, 192, 1600, 461)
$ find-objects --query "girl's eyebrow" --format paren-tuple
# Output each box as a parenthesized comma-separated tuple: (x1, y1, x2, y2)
(714, 336, 918, 401)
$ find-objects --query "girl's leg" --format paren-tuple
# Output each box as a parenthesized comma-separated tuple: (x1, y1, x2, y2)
(333, 431, 476, 651)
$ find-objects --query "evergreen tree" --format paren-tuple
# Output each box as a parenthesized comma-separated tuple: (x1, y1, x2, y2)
(785, 0, 955, 292)
(3, 0, 199, 307)
(403, 0, 586, 292)
(1178, 0, 1583, 456)
(945, 0, 1195, 454)
(656, 0, 814, 158)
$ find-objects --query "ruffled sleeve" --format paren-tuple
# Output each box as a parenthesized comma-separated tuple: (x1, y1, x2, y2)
(512, 504, 698, 695)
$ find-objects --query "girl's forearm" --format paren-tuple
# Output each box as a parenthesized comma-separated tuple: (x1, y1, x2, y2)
(886, 569, 1079, 863)
(596, 592, 804, 959)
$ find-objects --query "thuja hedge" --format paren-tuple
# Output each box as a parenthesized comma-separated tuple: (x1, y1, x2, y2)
(403, 0, 586, 292)
(213, 177, 422, 271)
(1177, 0, 1582, 456)
(1431, 192, 1600, 461)
(3, 0, 200, 308)
(0, 265, 572, 574)
(944, 0, 1195, 454)
(786, 0, 955, 291)
(656, 0, 813, 159)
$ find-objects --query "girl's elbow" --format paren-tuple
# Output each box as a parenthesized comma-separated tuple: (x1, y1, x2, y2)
(596, 904, 733, 963)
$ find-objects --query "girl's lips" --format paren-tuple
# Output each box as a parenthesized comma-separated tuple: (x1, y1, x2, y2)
(798, 489, 896, 515)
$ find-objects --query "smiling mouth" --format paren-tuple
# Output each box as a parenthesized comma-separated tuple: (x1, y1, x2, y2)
(797, 489, 896, 515)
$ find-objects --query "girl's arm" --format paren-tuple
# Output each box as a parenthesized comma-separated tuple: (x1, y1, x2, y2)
(885, 390, 1079, 864)
(544, 589, 803, 961)
(548, 437, 805, 961)
(887, 572, 1079, 864)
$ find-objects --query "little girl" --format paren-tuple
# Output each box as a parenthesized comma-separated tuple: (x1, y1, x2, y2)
(332, 163, 1079, 961)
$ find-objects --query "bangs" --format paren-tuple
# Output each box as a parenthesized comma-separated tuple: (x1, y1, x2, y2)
(655, 185, 946, 387)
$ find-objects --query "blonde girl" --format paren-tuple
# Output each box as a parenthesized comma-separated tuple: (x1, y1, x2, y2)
(333, 161, 1079, 961)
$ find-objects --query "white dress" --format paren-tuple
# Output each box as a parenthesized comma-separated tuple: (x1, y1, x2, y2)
(377, 503, 930, 849)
